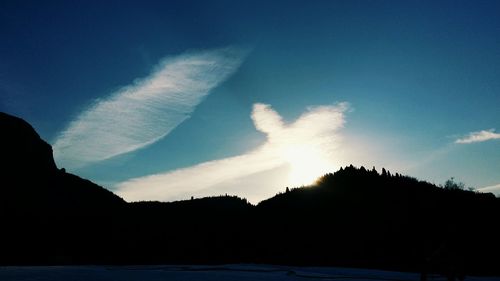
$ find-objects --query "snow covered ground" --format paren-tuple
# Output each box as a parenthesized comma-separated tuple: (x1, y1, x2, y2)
(0, 264, 499, 281)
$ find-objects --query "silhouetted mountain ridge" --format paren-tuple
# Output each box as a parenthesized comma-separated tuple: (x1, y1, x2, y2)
(0, 112, 124, 214)
(254, 166, 499, 274)
(1, 112, 499, 277)
(0, 112, 57, 175)
(0, 112, 126, 264)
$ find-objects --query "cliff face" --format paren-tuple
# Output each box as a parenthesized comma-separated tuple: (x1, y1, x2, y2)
(0, 112, 124, 215)
(0, 112, 57, 177)
(0, 112, 125, 264)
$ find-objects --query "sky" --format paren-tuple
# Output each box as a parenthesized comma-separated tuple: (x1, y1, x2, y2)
(1, 0, 499, 203)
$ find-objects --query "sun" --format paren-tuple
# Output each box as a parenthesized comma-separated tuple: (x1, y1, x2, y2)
(281, 143, 336, 187)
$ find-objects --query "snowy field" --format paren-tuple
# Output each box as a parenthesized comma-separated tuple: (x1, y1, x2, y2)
(1, 264, 499, 281)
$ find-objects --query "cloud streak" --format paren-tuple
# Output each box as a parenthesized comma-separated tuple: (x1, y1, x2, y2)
(116, 103, 348, 203)
(53, 47, 246, 169)
(477, 183, 500, 196)
(455, 129, 500, 144)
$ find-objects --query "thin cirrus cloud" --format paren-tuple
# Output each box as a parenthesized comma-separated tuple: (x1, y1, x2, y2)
(115, 102, 348, 204)
(53, 47, 247, 169)
(455, 129, 500, 144)
(477, 183, 500, 196)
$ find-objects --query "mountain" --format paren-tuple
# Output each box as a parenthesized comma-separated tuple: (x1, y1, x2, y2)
(0, 112, 125, 213)
(0, 112, 499, 278)
(0, 112, 125, 264)
(0, 112, 57, 176)
(254, 166, 500, 275)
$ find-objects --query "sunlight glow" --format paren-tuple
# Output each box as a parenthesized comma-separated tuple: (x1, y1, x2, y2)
(282, 143, 337, 187)
(116, 103, 347, 203)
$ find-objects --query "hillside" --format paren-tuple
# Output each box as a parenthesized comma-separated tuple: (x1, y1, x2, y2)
(254, 166, 499, 275)
(0, 112, 125, 213)
(0, 112, 499, 277)
(0, 112, 125, 264)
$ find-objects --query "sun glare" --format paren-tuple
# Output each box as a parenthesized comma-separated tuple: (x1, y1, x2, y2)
(282, 144, 336, 187)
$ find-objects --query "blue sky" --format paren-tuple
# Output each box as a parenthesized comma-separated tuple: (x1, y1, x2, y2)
(1, 0, 499, 202)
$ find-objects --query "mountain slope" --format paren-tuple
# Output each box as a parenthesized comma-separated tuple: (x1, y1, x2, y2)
(0, 112, 498, 277)
(0, 112, 125, 214)
(254, 166, 499, 274)
(0, 112, 125, 264)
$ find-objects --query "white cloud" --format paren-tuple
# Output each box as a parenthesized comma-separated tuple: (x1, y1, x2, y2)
(115, 103, 348, 203)
(477, 183, 500, 196)
(53, 47, 246, 169)
(455, 129, 500, 144)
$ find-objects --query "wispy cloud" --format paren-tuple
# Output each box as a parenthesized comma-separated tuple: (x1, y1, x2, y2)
(115, 103, 348, 203)
(53, 47, 246, 169)
(455, 129, 500, 144)
(477, 183, 500, 196)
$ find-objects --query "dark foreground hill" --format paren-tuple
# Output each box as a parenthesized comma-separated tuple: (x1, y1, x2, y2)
(1, 112, 499, 277)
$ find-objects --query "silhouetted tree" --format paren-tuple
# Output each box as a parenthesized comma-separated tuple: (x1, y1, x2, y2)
(444, 177, 465, 190)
